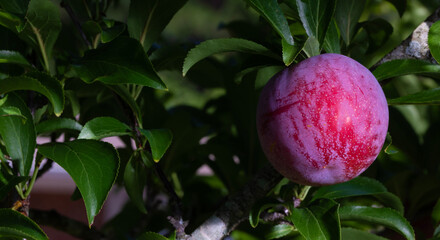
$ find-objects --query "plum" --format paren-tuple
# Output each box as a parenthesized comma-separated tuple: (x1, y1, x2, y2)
(256, 53, 389, 186)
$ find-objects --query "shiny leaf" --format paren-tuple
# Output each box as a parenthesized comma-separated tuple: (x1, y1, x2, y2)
(429, 20, 440, 64)
(387, 88, 440, 105)
(124, 154, 148, 214)
(36, 118, 82, 134)
(0, 50, 31, 67)
(373, 59, 440, 81)
(139, 128, 172, 162)
(38, 140, 120, 226)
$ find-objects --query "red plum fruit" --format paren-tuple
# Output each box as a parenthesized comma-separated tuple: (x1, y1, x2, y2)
(256, 53, 389, 186)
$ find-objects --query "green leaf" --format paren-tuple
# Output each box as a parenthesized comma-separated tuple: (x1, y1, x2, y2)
(20, 0, 61, 64)
(372, 59, 440, 81)
(182, 38, 280, 76)
(433, 198, 440, 224)
(124, 154, 148, 214)
(0, 166, 29, 201)
(0, 9, 22, 31)
(265, 224, 295, 239)
(78, 117, 131, 140)
(0, 71, 64, 116)
(101, 21, 126, 43)
(339, 206, 415, 240)
(0, 93, 36, 176)
(0, 0, 29, 17)
(37, 139, 120, 226)
(106, 84, 143, 127)
(363, 18, 393, 53)
(296, 0, 336, 46)
(0, 208, 48, 240)
(35, 118, 83, 134)
(139, 128, 172, 162)
(282, 37, 303, 66)
(335, 0, 365, 45)
(385, 0, 406, 17)
(128, 0, 188, 51)
(341, 228, 387, 240)
(312, 177, 404, 214)
(249, 198, 280, 228)
(0, 106, 25, 119)
(246, 0, 293, 45)
(288, 199, 340, 240)
(136, 231, 168, 240)
(71, 37, 166, 90)
(429, 20, 440, 64)
(303, 36, 320, 57)
(0, 50, 31, 67)
(323, 19, 341, 54)
(387, 88, 440, 105)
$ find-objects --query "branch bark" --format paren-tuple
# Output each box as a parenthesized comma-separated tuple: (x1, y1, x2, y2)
(375, 8, 440, 66)
(183, 164, 282, 240)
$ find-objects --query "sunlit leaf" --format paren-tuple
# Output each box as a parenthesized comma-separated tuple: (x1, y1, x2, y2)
(429, 20, 440, 64)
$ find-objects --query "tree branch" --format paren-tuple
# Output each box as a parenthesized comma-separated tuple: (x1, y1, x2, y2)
(375, 8, 440, 66)
(184, 164, 282, 240)
(30, 209, 107, 240)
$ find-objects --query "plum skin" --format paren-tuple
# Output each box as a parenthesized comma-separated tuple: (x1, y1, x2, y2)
(256, 53, 389, 186)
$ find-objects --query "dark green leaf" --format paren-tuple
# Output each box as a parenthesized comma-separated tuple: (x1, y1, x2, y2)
(106, 85, 143, 126)
(0, 71, 64, 116)
(249, 198, 279, 228)
(78, 117, 131, 140)
(128, 0, 188, 51)
(323, 19, 341, 54)
(335, 0, 365, 45)
(0, 93, 36, 176)
(313, 177, 404, 214)
(385, 0, 406, 17)
(341, 228, 387, 240)
(82, 20, 102, 43)
(433, 198, 440, 224)
(0, 166, 29, 201)
(387, 88, 440, 105)
(19, 0, 61, 60)
(124, 154, 147, 214)
(435, 224, 440, 238)
(36, 118, 82, 134)
(372, 59, 440, 81)
(363, 18, 393, 53)
(296, 0, 336, 46)
(0, 0, 29, 17)
(339, 206, 415, 240)
(71, 37, 166, 90)
(265, 224, 295, 239)
(246, 0, 293, 45)
(182, 38, 281, 76)
(0, 50, 31, 67)
(136, 231, 168, 240)
(38, 139, 120, 226)
(0, 9, 22, 31)
(288, 199, 340, 240)
(139, 128, 172, 162)
(101, 21, 126, 43)
(0, 208, 48, 240)
(429, 20, 440, 64)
